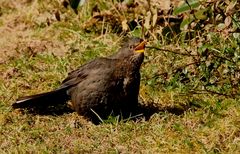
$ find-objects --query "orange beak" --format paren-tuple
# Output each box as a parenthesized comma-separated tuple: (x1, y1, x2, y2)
(134, 40, 147, 53)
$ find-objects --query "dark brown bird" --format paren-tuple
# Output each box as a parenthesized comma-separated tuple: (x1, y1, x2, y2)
(12, 37, 146, 121)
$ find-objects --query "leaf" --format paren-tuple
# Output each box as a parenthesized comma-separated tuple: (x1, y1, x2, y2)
(180, 16, 194, 30)
(130, 26, 142, 38)
(233, 33, 240, 39)
(152, 8, 158, 27)
(121, 19, 128, 31)
(144, 11, 151, 30)
(173, 0, 200, 15)
(194, 9, 208, 20)
(217, 23, 225, 30)
(224, 16, 232, 28)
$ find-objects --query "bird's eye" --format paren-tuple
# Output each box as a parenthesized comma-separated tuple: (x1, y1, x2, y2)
(129, 45, 134, 49)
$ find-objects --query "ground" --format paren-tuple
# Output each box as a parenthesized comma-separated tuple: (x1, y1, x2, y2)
(0, 0, 240, 153)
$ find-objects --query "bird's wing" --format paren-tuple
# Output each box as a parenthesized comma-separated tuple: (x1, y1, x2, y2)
(58, 58, 115, 89)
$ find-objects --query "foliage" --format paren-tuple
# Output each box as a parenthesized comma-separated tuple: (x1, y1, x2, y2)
(65, 0, 240, 99)
(154, 0, 240, 98)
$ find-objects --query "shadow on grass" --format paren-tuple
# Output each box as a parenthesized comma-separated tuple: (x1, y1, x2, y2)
(135, 103, 190, 120)
(14, 101, 192, 124)
(88, 103, 192, 124)
(17, 104, 74, 116)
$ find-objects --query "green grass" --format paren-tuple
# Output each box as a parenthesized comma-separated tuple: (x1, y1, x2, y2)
(0, 0, 240, 153)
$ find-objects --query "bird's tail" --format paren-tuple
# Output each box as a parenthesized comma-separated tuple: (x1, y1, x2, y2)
(12, 88, 70, 109)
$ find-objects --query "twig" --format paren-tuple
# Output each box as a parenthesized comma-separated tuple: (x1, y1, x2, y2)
(188, 89, 232, 98)
(204, 87, 234, 98)
(146, 46, 198, 56)
(144, 61, 200, 80)
(210, 50, 235, 63)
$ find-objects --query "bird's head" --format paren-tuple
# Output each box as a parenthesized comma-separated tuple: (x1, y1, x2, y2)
(110, 37, 146, 71)
(111, 37, 147, 60)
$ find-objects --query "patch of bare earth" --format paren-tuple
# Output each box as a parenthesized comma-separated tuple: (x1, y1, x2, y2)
(0, 0, 67, 63)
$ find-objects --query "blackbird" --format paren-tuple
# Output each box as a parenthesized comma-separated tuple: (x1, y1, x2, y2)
(12, 37, 146, 121)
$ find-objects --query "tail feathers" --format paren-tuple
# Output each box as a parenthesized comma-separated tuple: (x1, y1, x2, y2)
(12, 88, 70, 109)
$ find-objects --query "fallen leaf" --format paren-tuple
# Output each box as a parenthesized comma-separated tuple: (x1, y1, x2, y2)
(121, 19, 128, 31)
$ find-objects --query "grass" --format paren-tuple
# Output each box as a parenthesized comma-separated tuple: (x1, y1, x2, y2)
(0, 0, 240, 153)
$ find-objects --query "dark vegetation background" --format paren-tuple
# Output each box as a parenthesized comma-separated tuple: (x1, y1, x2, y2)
(0, 0, 240, 153)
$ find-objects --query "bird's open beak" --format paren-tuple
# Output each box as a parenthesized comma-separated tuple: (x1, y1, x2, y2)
(134, 40, 147, 53)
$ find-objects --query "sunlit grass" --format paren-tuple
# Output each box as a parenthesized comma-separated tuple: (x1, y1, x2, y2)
(0, 0, 240, 153)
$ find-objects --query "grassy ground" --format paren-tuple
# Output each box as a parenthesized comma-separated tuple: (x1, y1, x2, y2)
(1, 0, 240, 153)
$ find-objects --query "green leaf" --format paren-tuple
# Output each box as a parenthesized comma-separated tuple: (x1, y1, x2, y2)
(173, 0, 200, 15)
(180, 16, 194, 30)
(194, 9, 208, 20)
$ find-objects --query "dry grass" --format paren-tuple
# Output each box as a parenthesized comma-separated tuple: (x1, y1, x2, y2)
(0, 0, 240, 153)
